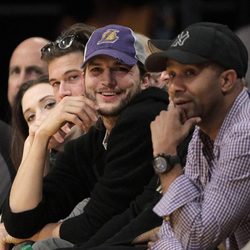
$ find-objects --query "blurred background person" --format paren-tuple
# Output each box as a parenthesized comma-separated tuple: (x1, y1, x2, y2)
(5, 37, 50, 124)
(8, 37, 50, 107)
(136, 34, 170, 90)
(236, 24, 250, 90)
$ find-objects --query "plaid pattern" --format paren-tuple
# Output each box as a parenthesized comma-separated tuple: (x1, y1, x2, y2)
(153, 89, 250, 250)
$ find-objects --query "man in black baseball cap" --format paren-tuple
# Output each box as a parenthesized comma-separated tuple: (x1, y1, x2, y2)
(147, 22, 250, 249)
(146, 22, 248, 78)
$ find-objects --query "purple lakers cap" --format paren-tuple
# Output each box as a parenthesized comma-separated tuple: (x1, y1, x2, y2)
(82, 24, 146, 67)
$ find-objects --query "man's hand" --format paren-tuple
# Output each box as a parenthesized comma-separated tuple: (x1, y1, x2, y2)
(36, 96, 98, 140)
(150, 105, 201, 193)
(150, 106, 200, 156)
(132, 226, 160, 245)
(145, 227, 166, 250)
(48, 123, 73, 149)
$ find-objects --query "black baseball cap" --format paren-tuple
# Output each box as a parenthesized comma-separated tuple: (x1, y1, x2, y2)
(148, 39, 172, 53)
(145, 22, 248, 78)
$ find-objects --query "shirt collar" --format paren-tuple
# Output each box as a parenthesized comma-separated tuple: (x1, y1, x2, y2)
(102, 130, 109, 150)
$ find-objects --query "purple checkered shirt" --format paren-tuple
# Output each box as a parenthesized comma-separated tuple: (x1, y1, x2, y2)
(152, 89, 250, 250)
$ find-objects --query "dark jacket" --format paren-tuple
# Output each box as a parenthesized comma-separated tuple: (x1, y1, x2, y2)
(57, 128, 194, 250)
(67, 175, 162, 250)
(3, 87, 169, 243)
(0, 120, 14, 178)
(0, 120, 14, 214)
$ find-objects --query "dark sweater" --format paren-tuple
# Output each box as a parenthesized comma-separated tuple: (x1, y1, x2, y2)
(3, 87, 169, 243)
(67, 175, 162, 250)
(57, 127, 194, 250)
(0, 120, 14, 214)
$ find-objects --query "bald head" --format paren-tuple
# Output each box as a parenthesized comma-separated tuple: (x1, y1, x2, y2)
(8, 37, 49, 106)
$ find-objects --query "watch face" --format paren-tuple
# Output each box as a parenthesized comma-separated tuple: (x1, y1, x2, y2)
(153, 154, 180, 174)
(154, 156, 167, 174)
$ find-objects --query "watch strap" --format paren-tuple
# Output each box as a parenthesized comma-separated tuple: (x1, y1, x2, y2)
(156, 153, 181, 167)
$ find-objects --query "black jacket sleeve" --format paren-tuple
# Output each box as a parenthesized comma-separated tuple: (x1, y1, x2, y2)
(0, 120, 15, 178)
(3, 129, 102, 238)
(74, 175, 162, 249)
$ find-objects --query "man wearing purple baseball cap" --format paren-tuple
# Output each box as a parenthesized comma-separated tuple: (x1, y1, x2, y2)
(144, 22, 250, 249)
(82, 24, 146, 67)
(2, 24, 169, 249)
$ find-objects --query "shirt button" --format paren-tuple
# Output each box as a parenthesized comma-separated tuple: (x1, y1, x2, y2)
(163, 215, 170, 221)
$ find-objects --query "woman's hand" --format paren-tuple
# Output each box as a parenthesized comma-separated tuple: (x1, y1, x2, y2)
(0, 223, 25, 250)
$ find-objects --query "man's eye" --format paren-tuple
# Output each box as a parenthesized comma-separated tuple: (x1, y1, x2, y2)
(26, 67, 43, 75)
(68, 74, 80, 82)
(9, 67, 20, 76)
(168, 72, 176, 79)
(185, 70, 196, 76)
(51, 82, 60, 88)
(113, 66, 130, 72)
(91, 67, 102, 72)
(27, 69, 43, 75)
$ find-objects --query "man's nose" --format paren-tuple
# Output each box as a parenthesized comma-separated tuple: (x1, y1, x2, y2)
(101, 69, 116, 87)
(58, 82, 72, 99)
(168, 75, 186, 95)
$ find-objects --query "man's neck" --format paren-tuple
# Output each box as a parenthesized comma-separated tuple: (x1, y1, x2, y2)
(103, 116, 118, 133)
(199, 87, 243, 141)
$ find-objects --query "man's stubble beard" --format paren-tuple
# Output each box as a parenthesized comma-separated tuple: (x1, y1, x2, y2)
(85, 85, 142, 117)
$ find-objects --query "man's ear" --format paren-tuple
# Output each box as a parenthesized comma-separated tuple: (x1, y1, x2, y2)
(220, 69, 237, 93)
(141, 73, 151, 90)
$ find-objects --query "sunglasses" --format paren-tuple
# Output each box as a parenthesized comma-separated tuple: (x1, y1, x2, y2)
(41, 34, 87, 55)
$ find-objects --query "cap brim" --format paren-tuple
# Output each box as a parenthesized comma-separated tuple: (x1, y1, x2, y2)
(148, 39, 172, 52)
(145, 52, 169, 72)
(82, 49, 137, 68)
(145, 49, 209, 72)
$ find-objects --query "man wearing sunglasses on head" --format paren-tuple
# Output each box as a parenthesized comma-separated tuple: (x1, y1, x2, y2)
(0, 23, 96, 249)
(2, 24, 168, 249)
(41, 23, 96, 151)
(41, 23, 95, 102)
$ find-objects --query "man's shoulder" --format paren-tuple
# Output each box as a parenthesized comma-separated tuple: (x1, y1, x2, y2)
(120, 87, 168, 121)
(221, 90, 250, 137)
(131, 87, 168, 106)
(64, 125, 105, 150)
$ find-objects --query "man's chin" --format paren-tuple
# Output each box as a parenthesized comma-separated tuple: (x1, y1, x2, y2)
(98, 106, 121, 117)
(97, 97, 130, 117)
(186, 112, 201, 123)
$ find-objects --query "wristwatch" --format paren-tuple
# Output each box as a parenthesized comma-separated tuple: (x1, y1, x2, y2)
(153, 154, 180, 174)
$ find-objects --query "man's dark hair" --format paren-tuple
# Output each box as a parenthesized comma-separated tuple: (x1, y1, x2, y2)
(41, 23, 95, 63)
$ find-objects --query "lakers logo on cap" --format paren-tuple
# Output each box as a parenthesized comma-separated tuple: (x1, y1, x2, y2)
(171, 31, 190, 47)
(97, 29, 120, 45)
